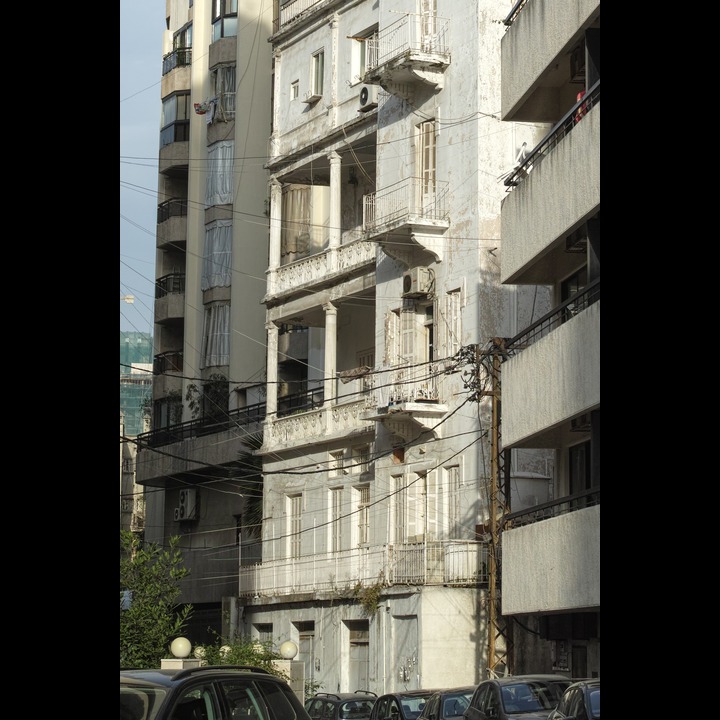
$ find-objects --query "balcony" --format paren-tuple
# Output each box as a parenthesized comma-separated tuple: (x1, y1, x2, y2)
(272, 0, 323, 34)
(364, 363, 449, 440)
(159, 123, 190, 177)
(157, 199, 188, 249)
(364, 14, 451, 99)
(501, 84, 599, 285)
(238, 540, 488, 599)
(268, 238, 375, 298)
(501, 281, 600, 449)
(152, 350, 184, 397)
(363, 178, 449, 264)
(262, 389, 375, 454)
(501, 490, 600, 615)
(154, 273, 186, 324)
(161, 49, 192, 98)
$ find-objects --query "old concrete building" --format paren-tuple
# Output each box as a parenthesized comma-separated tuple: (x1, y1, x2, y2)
(134, 0, 600, 688)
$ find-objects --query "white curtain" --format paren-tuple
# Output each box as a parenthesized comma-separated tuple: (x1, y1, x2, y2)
(206, 141, 234, 207)
(281, 185, 310, 261)
(201, 303, 231, 368)
(202, 221, 233, 290)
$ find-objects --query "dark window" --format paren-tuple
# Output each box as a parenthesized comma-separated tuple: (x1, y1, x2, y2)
(160, 92, 191, 147)
(212, 0, 238, 41)
(569, 440, 591, 495)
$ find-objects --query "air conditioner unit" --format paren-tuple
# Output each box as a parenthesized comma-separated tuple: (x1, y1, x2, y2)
(178, 488, 197, 520)
(173, 507, 181, 522)
(358, 85, 379, 112)
(402, 267, 433, 298)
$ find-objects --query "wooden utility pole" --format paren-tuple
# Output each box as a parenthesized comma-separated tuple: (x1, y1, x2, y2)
(480, 340, 512, 677)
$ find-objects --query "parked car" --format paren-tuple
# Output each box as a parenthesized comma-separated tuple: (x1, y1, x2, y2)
(368, 689, 439, 720)
(120, 664, 311, 720)
(417, 686, 476, 719)
(305, 690, 377, 720)
(463, 675, 572, 720)
(546, 679, 599, 720)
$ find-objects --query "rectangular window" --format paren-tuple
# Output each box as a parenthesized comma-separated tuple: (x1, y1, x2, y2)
(351, 27, 377, 82)
(212, 64, 236, 120)
(351, 445, 370, 474)
(291, 80, 299, 100)
(212, 0, 238, 41)
(200, 303, 230, 368)
(206, 141, 234, 207)
(255, 623, 273, 644)
(160, 92, 190, 147)
(289, 494, 302, 559)
(312, 50, 324, 96)
(202, 220, 233, 290)
(440, 289, 462, 361)
(331, 487, 343, 552)
(392, 475, 406, 543)
(357, 485, 370, 545)
(417, 120, 437, 207)
(329, 450, 344, 479)
(445, 465, 461, 539)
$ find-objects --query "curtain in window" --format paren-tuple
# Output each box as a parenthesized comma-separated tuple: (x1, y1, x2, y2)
(201, 303, 230, 368)
(217, 65, 236, 118)
(206, 141, 234, 207)
(281, 185, 311, 260)
(202, 221, 233, 290)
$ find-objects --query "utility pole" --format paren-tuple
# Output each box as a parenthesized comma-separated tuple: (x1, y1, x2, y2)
(474, 339, 513, 677)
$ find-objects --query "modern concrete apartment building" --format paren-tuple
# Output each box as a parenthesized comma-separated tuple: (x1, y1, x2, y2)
(136, 0, 273, 641)
(497, 0, 600, 679)
(134, 0, 600, 687)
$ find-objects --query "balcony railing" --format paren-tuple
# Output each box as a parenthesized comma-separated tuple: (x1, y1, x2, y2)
(504, 277, 599, 358)
(273, 0, 323, 33)
(162, 48, 192, 75)
(155, 273, 186, 299)
(136, 401, 266, 448)
(277, 387, 324, 418)
(157, 198, 188, 224)
(503, 80, 600, 189)
(239, 540, 488, 598)
(366, 14, 450, 70)
(363, 178, 449, 234)
(503, 487, 600, 529)
(153, 350, 184, 376)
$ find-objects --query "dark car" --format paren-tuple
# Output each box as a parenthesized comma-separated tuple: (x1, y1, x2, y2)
(305, 691, 377, 720)
(368, 689, 439, 720)
(546, 679, 599, 720)
(417, 686, 476, 719)
(463, 675, 572, 720)
(120, 664, 311, 720)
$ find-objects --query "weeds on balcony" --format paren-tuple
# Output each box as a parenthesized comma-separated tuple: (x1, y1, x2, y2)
(353, 577, 385, 616)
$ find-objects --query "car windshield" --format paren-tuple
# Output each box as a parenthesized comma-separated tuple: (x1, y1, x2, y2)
(500, 682, 565, 712)
(120, 686, 167, 720)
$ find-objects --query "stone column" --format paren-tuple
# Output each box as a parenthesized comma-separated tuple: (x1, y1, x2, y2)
(322, 302, 337, 407)
(265, 321, 279, 420)
(267, 177, 283, 294)
(328, 151, 341, 272)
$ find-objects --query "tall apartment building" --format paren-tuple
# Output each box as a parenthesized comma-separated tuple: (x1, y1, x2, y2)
(498, 0, 600, 678)
(238, 0, 556, 692)
(135, 0, 600, 686)
(136, 0, 273, 642)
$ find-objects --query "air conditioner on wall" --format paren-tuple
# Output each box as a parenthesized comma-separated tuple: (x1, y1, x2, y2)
(402, 267, 433, 298)
(177, 488, 197, 520)
(358, 85, 379, 111)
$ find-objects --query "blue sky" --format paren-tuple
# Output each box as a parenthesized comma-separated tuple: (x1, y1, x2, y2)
(120, 0, 167, 334)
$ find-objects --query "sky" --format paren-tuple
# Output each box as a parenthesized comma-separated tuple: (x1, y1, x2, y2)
(120, 0, 168, 335)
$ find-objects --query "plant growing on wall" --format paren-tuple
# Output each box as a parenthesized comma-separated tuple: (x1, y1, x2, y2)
(352, 575, 386, 617)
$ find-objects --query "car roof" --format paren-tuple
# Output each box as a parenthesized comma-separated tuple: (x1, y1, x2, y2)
(485, 674, 571, 686)
(308, 691, 377, 700)
(382, 689, 443, 698)
(120, 665, 279, 689)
